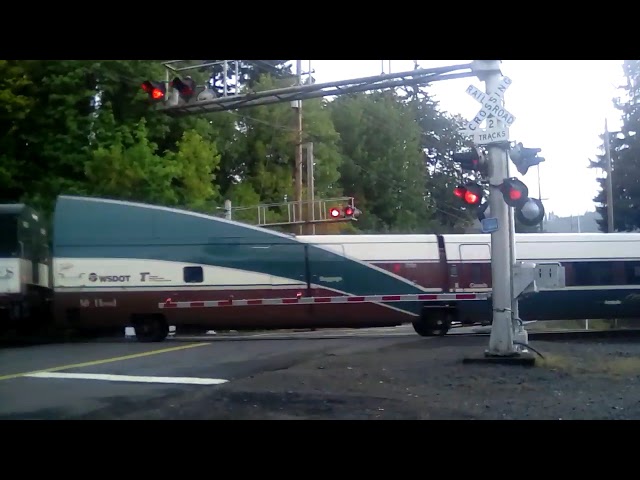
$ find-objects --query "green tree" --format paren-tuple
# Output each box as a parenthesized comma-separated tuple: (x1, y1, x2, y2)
(94, 60, 229, 173)
(0, 59, 485, 239)
(86, 114, 222, 212)
(0, 60, 235, 220)
(406, 88, 477, 233)
(166, 129, 222, 212)
(85, 117, 178, 206)
(223, 182, 263, 224)
(0, 60, 35, 200)
(589, 60, 640, 232)
(329, 91, 430, 233)
(221, 74, 342, 225)
(4, 60, 102, 215)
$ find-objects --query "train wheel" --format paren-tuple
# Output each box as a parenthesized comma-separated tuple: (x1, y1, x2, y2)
(133, 315, 169, 343)
(413, 309, 452, 337)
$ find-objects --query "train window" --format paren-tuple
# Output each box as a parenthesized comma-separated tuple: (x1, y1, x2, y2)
(573, 261, 616, 286)
(624, 261, 640, 285)
(0, 217, 18, 256)
(470, 263, 483, 283)
(183, 266, 203, 283)
(459, 244, 491, 261)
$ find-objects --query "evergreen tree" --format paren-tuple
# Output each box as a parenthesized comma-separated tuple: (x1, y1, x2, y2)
(589, 60, 640, 232)
(329, 91, 431, 233)
(405, 88, 478, 233)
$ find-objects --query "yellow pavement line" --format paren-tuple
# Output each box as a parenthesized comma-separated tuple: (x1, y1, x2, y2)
(0, 342, 212, 382)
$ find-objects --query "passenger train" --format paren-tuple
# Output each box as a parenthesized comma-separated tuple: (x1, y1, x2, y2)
(1, 195, 639, 342)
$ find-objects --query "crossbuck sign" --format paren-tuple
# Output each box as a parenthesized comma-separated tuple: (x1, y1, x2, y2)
(460, 76, 516, 145)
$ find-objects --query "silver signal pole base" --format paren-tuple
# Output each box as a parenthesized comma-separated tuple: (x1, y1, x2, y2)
(462, 351, 536, 366)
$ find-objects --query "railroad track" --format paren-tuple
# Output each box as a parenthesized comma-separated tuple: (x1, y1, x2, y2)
(3, 325, 640, 347)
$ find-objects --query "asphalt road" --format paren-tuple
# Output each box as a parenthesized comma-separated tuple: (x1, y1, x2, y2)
(5, 323, 639, 420)
(0, 326, 424, 420)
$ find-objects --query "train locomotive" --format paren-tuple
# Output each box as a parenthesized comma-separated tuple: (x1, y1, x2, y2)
(1, 195, 639, 342)
(0, 204, 53, 334)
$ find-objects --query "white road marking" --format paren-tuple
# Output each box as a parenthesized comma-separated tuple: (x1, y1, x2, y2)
(25, 372, 228, 385)
(125, 326, 176, 337)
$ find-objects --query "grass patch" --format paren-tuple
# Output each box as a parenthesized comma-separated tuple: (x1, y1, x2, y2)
(530, 319, 640, 332)
(539, 353, 640, 377)
(531, 319, 614, 331)
(537, 353, 578, 371)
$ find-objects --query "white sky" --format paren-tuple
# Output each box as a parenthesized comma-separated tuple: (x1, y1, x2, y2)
(299, 60, 626, 218)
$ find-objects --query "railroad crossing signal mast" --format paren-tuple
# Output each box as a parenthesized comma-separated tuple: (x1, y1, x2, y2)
(455, 61, 565, 363)
(147, 60, 478, 115)
(457, 61, 523, 360)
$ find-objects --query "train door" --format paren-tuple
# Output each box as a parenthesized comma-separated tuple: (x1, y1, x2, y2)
(436, 235, 450, 292)
(458, 243, 491, 290)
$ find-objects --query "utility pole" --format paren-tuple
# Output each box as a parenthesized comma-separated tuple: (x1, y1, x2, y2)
(604, 118, 614, 232)
(305, 142, 315, 235)
(224, 199, 232, 220)
(294, 60, 303, 234)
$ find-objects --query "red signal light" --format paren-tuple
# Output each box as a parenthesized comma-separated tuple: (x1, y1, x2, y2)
(464, 190, 479, 205)
(141, 80, 165, 101)
(171, 76, 196, 100)
(344, 206, 354, 216)
(499, 178, 529, 208)
(453, 183, 483, 207)
(329, 207, 340, 218)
